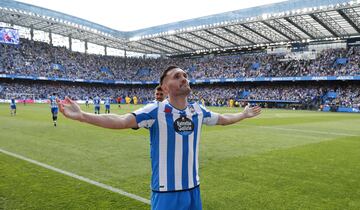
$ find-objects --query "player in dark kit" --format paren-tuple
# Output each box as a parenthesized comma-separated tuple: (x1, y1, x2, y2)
(93, 96, 100, 114)
(10, 98, 16, 116)
(49, 94, 59, 127)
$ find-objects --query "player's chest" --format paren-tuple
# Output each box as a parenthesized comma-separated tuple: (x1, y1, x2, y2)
(157, 110, 203, 136)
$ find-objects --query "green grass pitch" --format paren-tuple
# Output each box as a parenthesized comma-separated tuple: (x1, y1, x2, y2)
(1, 103, 360, 209)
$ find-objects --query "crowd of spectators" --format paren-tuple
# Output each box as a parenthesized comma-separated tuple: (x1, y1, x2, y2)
(331, 85, 360, 108)
(1, 81, 359, 109)
(0, 38, 359, 82)
(0, 38, 359, 110)
(0, 81, 153, 103)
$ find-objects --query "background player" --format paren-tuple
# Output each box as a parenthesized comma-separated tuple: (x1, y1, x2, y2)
(93, 95, 100, 114)
(10, 97, 16, 116)
(49, 93, 58, 127)
(85, 96, 89, 108)
(104, 97, 111, 114)
(154, 85, 166, 102)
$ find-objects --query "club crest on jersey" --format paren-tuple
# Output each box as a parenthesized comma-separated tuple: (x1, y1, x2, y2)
(174, 116, 194, 136)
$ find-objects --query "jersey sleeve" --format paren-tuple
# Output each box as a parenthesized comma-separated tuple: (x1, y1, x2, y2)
(200, 104, 219, 126)
(132, 102, 158, 128)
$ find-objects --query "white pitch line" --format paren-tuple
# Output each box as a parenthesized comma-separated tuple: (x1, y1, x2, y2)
(0, 148, 151, 205)
(256, 126, 359, 137)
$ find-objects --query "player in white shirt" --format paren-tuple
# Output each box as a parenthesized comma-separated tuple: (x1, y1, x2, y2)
(85, 96, 89, 108)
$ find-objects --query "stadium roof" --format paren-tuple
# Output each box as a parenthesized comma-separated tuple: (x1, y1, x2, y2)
(1, 0, 360, 55)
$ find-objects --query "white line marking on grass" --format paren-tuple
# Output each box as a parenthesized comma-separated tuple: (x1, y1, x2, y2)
(0, 148, 151, 205)
(257, 126, 359, 137)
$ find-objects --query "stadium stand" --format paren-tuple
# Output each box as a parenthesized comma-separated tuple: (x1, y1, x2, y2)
(0, 80, 359, 111)
(1, 39, 360, 81)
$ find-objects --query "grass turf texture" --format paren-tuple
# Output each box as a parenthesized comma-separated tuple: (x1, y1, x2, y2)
(1, 103, 359, 209)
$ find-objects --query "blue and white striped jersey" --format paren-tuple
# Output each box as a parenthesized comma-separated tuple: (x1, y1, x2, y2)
(104, 97, 111, 106)
(49, 96, 57, 108)
(133, 100, 219, 192)
(10, 98, 16, 106)
(93, 96, 100, 107)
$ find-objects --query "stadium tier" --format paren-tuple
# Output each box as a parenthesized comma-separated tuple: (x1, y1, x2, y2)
(0, 39, 360, 81)
(0, 37, 359, 112)
(0, 79, 359, 112)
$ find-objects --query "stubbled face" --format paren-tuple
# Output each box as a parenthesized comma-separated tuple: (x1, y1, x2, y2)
(155, 89, 165, 102)
(162, 68, 191, 97)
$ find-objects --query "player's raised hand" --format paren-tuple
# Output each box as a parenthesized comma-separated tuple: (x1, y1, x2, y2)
(57, 96, 83, 121)
(243, 104, 261, 118)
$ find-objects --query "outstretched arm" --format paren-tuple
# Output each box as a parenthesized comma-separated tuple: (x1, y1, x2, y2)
(217, 105, 261, 125)
(57, 97, 137, 129)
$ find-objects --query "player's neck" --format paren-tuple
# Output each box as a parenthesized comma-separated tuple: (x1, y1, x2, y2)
(168, 96, 187, 110)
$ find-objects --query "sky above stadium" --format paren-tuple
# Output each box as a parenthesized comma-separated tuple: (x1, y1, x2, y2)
(17, 0, 286, 31)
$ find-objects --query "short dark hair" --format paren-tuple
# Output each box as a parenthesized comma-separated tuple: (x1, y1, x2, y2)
(155, 85, 162, 91)
(160, 65, 179, 85)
